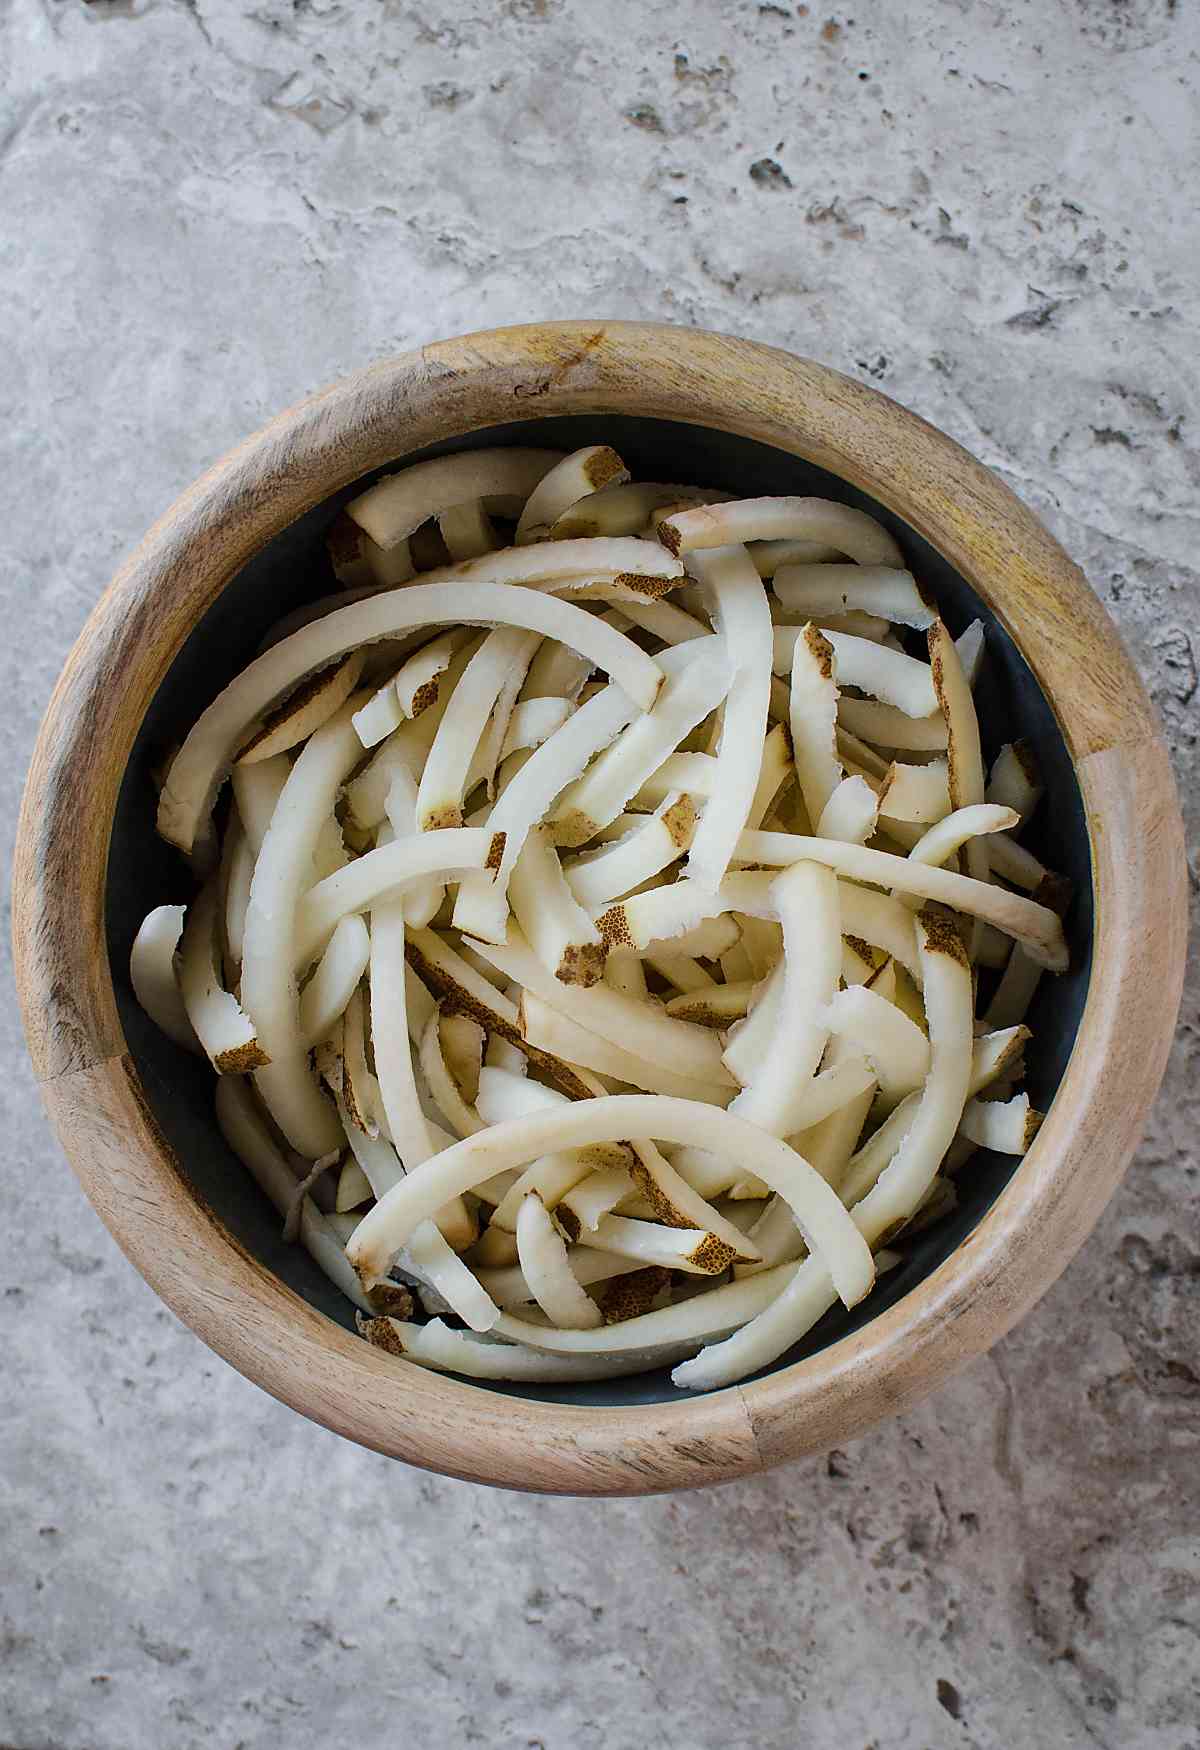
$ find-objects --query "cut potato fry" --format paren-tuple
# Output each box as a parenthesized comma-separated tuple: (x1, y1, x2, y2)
(300, 914, 371, 1048)
(550, 480, 721, 541)
(346, 447, 564, 550)
(817, 774, 879, 845)
(236, 652, 366, 765)
(986, 739, 1043, 822)
(549, 638, 733, 847)
(878, 759, 950, 824)
(437, 500, 498, 562)
(682, 545, 774, 891)
(518, 990, 734, 1104)
(509, 827, 606, 987)
(837, 696, 950, 752)
(365, 1316, 663, 1381)
(748, 538, 846, 575)
(789, 624, 843, 829)
(823, 984, 930, 1102)
(130, 904, 201, 1053)
(659, 497, 904, 568)
(730, 833, 1068, 970)
(928, 620, 990, 936)
(516, 445, 629, 544)
(961, 1093, 1043, 1154)
(515, 1191, 605, 1327)
(180, 880, 268, 1075)
(773, 563, 935, 628)
(563, 792, 696, 911)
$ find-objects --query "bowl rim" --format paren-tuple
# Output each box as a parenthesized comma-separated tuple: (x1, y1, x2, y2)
(12, 320, 1187, 1495)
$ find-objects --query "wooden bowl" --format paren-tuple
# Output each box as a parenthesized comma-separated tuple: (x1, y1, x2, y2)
(13, 322, 1187, 1495)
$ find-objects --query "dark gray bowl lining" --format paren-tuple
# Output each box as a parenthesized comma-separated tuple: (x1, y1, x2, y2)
(106, 415, 1093, 1408)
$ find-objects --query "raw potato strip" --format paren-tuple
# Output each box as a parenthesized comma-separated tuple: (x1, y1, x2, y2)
(513, 1192, 605, 1327)
(500, 697, 572, 760)
(746, 723, 795, 831)
(961, 1093, 1043, 1154)
(835, 886, 922, 984)
(494, 1262, 802, 1362)
(158, 582, 665, 855)
(519, 640, 593, 704)
(563, 1213, 734, 1277)
(559, 1167, 637, 1232)
(837, 1024, 1029, 1209)
(299, 915, 371, 1048)
(727, 861, 841, 1136)
(247, 711, 447, 1155)
(326, 514, 418, 586)
(987, 833, 1065, 897)
(549, 639, 733, 847)
(348, 1093, 875, 1308)
(130, 905, 200, 1052)
(452, 679, 641, 943)
(595, 881, 736, 956)
(675, 908, 972, 1390)
(508, 827, 606, 987)
(645, 951, 715, 993)
(352, 678, 406, 752)
(339, 985, 382, 1137)
(896, 806, 1020, 911)
(987, 740, 1043, 822)
(614, 596, 710, 648)
(406, 537, 684, 593)
(550, 481, 720, 540)
(516, 445, 629, 543)
(345, 637, 484, 832)
(749, 538, 845, 575)
(773, 564, 935, 629)
(729, 833, 1068, 970)
(383, 772, 442, 931)
(836, 696, 949, 752)
(346, 447, 564, 550)
(292, 829, 498, 968)
(956, 620, 986, 687)
(439, 1013, 484, 1104)
(632, 751, 718, 808)
(394, 629, 473, 719)
(469, 631, 542, 802)
(658, 497, 904, 568)
(825, 632, 939, 718)
(179, 880, 268, 1074)
(628, 1141, 763, 1262)
(928, 620, 990, 916)
(363, 1317, 658, 1382)
(437, 500, 498, 562)
(564, 793, 697, 910)
(419, 1012, 483, 1138)
(878, 759, 951, 824)
(666, 982, 754, 1026)
(823, 985, 930, 1101)
(236, 652, 366, 765)
(518, 991, 733, 1105)
(985, 945, 1044, 1029)
(682, 546, 773, 891)
(231, 755, 289, 856)
(215, 1078, 371, 1314)
(403, 928, 593, 1100)
(416, 627, 538, 829)
(605, 950, 648, 999)
(817, 775, 879, 845)
(790, 625, 843, 828)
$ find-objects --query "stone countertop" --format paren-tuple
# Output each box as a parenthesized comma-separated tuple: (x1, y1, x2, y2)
(1, 3, 1197, 1746)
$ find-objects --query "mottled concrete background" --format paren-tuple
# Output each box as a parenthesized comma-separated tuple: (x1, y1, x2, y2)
(2, 1, 1197, 1746)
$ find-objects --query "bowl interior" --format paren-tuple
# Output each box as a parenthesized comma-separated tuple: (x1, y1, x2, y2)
(106, 414, 1093, 1406)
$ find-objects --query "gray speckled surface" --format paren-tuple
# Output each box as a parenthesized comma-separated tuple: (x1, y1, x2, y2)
(2, 2, 1198, 1746)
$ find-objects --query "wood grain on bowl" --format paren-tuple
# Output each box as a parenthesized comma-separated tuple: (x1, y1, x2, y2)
(11, 322, 1187, 1495)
